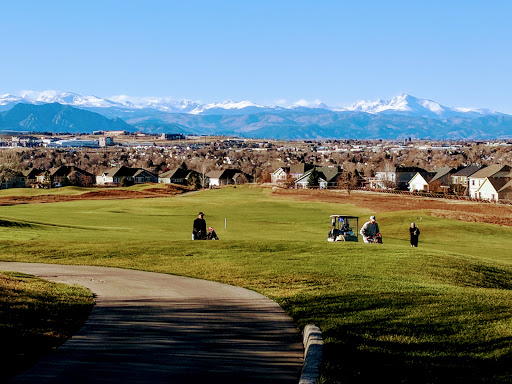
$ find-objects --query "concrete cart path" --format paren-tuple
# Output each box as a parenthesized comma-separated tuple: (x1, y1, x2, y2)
(0, 262, 303, 384)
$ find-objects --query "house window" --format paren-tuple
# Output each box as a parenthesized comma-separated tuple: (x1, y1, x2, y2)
(472, 180, 475, 186)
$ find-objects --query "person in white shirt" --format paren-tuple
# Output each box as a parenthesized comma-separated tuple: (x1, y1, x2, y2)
(360, 215, 380, 243)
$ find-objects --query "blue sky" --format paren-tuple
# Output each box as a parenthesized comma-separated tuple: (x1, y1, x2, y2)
(1, 0, 511, 112)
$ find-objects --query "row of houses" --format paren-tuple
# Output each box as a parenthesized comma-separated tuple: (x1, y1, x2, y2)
(375, 164, 512, 202)
(0, 165, 253, 189)
(272, 164, 344, 189)
(272, 163, 512, 202)
(97, 167, 253, 187)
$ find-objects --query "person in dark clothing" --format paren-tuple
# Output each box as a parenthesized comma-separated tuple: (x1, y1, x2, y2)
(410, 222, 420, 247)
(192, 212, 207, 240)
(206, 226, 219, 240)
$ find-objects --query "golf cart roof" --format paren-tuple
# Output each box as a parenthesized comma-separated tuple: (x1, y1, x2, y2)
(330, 215, 359, 219)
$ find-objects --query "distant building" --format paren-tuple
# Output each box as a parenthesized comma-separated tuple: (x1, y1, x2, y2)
(11, 136, 41, 147)
(408, 172, 433, 192)
(451, 166, 482, 195)
(468, 165, 511, 199)
(158, 168, 200, 185)
(23, 168, 43, 184)
(35, 166, 95, 187)
(395, 166, 428, 190)
(270, 163, 317, 186)
(0, 169, 26, 189)
(206, 169, 253, 187)
(93, 130, 128, 136)
(289, 163, 316, 180)
(428, 167, 455, 193)
(371, 171, 396, 189)
(96, 166, 157, 186)
(271, 167, 290, 185)
(99, 136, 114, 147)
(47, 139, 99, 148)
(160, 133, 185, 140)
(474, 177, 511, 201)
(294, 166, 343, 189)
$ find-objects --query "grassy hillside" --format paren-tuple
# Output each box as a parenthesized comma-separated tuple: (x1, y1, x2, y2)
(0, 271, 93, 382)
(1, 186, 511, 383)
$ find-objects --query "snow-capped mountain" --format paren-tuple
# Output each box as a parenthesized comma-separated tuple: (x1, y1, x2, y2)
(0, 91, 126, 112)
(108, 95, 201, 113)
(1, 90, 510, 140)
(0, 90, 500, 119)
(337, 94, 494, 119)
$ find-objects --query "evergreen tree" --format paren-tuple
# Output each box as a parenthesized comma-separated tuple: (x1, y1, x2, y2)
(308, 168, 320, 188)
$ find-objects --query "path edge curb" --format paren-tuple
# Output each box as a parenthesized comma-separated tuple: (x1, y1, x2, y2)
(299, 324, 323, 384)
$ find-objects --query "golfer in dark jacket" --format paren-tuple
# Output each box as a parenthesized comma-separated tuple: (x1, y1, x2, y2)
(410, 222, 420, 247)
(192, 212, 207, 240)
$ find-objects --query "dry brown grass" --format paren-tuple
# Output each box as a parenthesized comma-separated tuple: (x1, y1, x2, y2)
(0, 185, 191, 206)
(270, 188, 512, 226)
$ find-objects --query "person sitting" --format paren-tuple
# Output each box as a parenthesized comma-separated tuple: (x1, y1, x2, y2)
(341, 222, 351, 234)
(206, 226, 219, 240)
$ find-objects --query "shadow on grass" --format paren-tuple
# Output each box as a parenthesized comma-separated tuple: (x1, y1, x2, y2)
(0, 219, 32, 228)
(0, 274, 93, 383)
(282, 292, 512, 384)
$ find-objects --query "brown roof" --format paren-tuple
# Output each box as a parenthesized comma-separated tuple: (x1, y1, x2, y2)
(159, 168, 188, 179)
(206, 170, 224, 179)
(103, 166, 154, 178)
(498, 179, 512, 192)
(487, 177, 510, 192)
(289, 163, 315, 174)
(430, 167, 455, 183)
(470, 165, 511, 179)
(452, 165, 482, 177)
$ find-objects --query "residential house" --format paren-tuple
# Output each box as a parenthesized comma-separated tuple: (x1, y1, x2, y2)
(294, 166, 343, 189)
(428, 167, 455, 193)
(295, 171, 328, 189)
(474, 177, 511, 201)
(271, 166, 290, 185)
(497, 179, 512, 202)
(36, 166, 95, 187)
(96, 166, 157, 186)
(206, 169, 253, 187)
(289, 163, 316, 180)
(450, 166, 482, 195)
(272, 163, 339, 187)
(23, 168, 43, 185)
(468, 165, 511, 199)
(0, 169, 26, 189)
(395, 166, 428, 190)
(408, 172, 433, 192)
(158, 168, 201, 186)
(133, 168, 158, 184)
(371, 170, 396, 189)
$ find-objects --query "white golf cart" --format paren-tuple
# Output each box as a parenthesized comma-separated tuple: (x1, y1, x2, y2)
(327, 215, 359, 242)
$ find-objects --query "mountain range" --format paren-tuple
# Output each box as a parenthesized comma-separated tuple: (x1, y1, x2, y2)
(0, 91, 511, 140)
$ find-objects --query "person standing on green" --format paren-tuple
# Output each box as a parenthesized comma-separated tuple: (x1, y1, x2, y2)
(192, 212, 207, 240)
(409, 222, 420, 247)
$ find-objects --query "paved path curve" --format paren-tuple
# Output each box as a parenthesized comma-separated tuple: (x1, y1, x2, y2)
(0, 262, 303, 384)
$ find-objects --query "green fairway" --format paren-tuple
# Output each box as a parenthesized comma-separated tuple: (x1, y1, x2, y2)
(0, 186, 511, 383)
